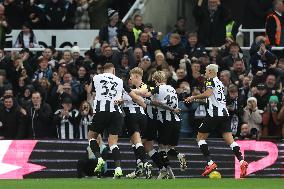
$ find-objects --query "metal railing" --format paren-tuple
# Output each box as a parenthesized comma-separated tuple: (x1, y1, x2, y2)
(122, 0, 146, 22)
(238, 25, 265, 46)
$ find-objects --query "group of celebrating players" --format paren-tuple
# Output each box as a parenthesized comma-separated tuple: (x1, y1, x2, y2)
(86, 62, 248, 179)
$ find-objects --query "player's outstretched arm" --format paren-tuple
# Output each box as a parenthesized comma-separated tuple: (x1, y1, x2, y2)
(129, 91, 147, 109)
(146, 99, 180, 113)
(185, 88, 213, 103)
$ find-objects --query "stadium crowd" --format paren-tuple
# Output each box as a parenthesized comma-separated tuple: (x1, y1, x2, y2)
(0, 0, 284, 140)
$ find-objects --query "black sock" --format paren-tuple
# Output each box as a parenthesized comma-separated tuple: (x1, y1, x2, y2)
(132, 145, 138, 162)
(89, 139, 101, 158)
(149, 150, 164, 169)
(198, 140, 212, 163)
(167, 148, 179, 158)
(111, 145, 121, 167)
(158, 150, 170, 167)
(136, 145, 147, 164)
(230, 143, 243, 161)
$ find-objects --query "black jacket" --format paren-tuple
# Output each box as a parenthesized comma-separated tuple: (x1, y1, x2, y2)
(162, 43, 185, 70)
(242, 0, 272, 29)
(0, 106, 25, 139)
(117, 26, 136, 48)
(25, 102, 54, 139)
(99, 21, 123, 44)
(193, 3, 230, 46)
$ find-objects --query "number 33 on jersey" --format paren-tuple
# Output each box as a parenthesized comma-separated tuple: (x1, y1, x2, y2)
(205, 77, 228, 117)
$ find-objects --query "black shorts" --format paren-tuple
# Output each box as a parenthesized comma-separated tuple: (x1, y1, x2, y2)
(125, 113, 147, 138)
(199, 116, 232, 134)
(145, 117, 160, 141)
(90, 111, 123, 135)
(158, 120, 180, 146)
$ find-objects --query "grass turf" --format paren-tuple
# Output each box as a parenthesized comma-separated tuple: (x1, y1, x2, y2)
(0, 179, 283, 189)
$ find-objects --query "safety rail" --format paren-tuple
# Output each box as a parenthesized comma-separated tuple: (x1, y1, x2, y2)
(238, 25, 265, 46)
(122, 0, 146, 22)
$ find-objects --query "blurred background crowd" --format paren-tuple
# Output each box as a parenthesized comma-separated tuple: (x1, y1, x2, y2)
(0, 0, 284, 140)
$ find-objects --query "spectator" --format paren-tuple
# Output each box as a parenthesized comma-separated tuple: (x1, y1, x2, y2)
(176, 68, 189, 86)
(133, 47, 143, 65)
(138, 55, 152, 84)
(78, 100, 93, 139)
(25, 91, 54, 139)
(95, 44, 130, 68)
(116, 53, 131, 81)
(15, 75, 29, 98)
(14, 22, 39, 48)
(53, 97, 80, 139)
(6, 56, 26, 90)
(42, 0, 76, 29)
(163, 33, 185, 70)
(265, 0, 284, 46)
(254, 83, 270, 111)
(161, 16, 187, 47)
(0, 70, 12, 97)
(239, 75, 252, 99)
(99, 8, 123, 47)
(193, 0, 231, 46)
(0, 95, 25, 139)
(76, 66, 89, 85)
(36, 78, 52, 102)
(24, 0, 48, 29)
(3, 0, 25, 29)
(117, 19, 135, 48)
(74, 0, 90, 29)
(219, 70, 232, 96)
(41, 47, 58, 69)
(88, 0, 109, 29)
(243, 97, 263, 137)
(18, 84, 34, 109)
(185, 32, 206, 59)
(69, 46, 84, 76)
(230, 58, 247, 85)
(33, 58, 53, 82)
(146, 51, 168, 83)
(265, 74, 281, 98)
(263, 95, 282, 137)
(176, 81, 196, 138)
(220, 42, 244, 72)
(144, 23, 162, 42)
(226, 84, 245, 137)
(133, 14, 144, 43)
(250, 43, 277, 75)
(136, 31, 161, 60)
(238, 123, 252, 140)
(0, 5, 11, 48)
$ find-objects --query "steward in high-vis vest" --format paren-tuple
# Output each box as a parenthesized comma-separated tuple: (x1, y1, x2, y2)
(226, 20, 235, 40)
(265, 1, 284, 46)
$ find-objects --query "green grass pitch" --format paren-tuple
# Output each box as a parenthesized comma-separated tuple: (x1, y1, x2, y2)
(0, 179, 283, 189)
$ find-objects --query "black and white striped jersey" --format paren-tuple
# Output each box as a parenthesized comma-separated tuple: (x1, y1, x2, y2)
(205, 77, 229, 117)
(122, 90, 145, 115)
(79, 115, 92, 139)
(146, 96, 158, 120)
(152, 84, 180, 122)
(54, 109, 80, 139)
(92, 73, 124, 113)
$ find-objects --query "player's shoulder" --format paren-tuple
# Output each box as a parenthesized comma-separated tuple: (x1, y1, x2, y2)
(112, 74, 123, 83)
(205, 78, 215, 88)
